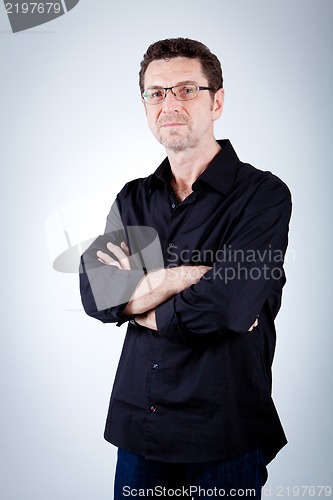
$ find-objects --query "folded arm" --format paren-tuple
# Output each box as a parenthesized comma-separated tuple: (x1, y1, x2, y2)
(154, 179, 292, 340)
(96, 240, 210, 328)
(96, 241, 258, 332)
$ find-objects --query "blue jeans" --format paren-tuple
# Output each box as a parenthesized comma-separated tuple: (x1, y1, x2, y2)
(114, 447, 268, 499)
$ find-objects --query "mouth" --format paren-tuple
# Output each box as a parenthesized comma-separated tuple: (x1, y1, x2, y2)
(160, 122, 186, 128)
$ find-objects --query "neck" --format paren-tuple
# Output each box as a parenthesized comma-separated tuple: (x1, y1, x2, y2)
(167, 140, 221, 201)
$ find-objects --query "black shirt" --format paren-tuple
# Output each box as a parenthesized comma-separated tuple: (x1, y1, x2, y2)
(80, 140, 292, 464)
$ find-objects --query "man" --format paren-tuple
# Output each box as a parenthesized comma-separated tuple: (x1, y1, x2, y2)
(80, 38, 292, 499)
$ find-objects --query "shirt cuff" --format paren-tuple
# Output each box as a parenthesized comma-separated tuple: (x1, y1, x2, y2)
(155, 297, 186, 343)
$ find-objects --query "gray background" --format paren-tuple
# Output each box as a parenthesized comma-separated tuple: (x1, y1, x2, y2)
(1, 0, 332, 498)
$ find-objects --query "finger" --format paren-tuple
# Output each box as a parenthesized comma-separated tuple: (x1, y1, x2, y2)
(96, 250, 121, 268)
(120, 241, 130, 257)
(247, 318, 259, 332)
(97, 257, 121, 268)
(96, 250, 113, 264)
(106, 241, 128, 261)
(107, 242, 131, 270)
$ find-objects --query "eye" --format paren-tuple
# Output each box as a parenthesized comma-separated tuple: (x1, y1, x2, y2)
(178, 85, 196, 95)
(145, 89, 164, 99)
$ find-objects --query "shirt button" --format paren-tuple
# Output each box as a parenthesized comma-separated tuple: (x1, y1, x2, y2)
(171, 202, 176, 209)
(153, 363, 159, 370)
(150, 405, 157, 413)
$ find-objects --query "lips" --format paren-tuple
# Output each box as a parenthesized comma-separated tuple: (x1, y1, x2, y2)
(161, 122, 186, 127)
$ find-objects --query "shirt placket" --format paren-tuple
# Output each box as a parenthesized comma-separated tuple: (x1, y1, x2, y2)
(144, 190, 196, 457)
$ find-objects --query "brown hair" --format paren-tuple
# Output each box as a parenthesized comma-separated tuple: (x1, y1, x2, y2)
(139, 37, 223, 95)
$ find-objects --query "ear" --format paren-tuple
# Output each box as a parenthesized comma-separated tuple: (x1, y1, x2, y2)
(212, 88, 224, 121)
(141, 98, 148, 116)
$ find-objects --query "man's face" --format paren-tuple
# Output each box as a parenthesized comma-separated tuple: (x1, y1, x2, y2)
(142, 57, 224, 152)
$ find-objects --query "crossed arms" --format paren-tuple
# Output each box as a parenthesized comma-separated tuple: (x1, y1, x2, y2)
(80, 177, 291, 337)
(96, 241, 258, 332)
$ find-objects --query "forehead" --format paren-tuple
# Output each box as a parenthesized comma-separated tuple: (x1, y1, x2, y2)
(144, 57, 207, 88)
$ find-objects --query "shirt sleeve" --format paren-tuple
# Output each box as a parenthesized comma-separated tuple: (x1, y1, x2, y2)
(79, 198, 145, 325)
(155, 177, 292, 339)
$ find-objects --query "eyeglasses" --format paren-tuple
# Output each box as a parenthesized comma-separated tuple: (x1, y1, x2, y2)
(142, 84, 213, 105)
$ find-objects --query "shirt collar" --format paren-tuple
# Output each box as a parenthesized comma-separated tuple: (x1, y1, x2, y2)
(152, 139, 240, 197)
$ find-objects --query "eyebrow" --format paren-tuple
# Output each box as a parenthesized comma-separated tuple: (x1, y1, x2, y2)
(146, 80, 198, 89)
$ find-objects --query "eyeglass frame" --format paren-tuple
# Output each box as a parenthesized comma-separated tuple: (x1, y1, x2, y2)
(142, 84, 214, 105)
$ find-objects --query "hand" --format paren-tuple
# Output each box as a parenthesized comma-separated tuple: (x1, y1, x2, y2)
(97, 241, 130, 270)
(96, 242, 211, 317)
(134, 309, 157, 330)
(248, 317, 259, 332)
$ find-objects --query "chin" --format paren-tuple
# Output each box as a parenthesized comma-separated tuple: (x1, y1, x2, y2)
(161, 139, 186, 151)
(159, 132, 191, 151)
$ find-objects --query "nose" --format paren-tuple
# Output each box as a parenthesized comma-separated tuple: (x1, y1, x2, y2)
(161, 88, 180, 112)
